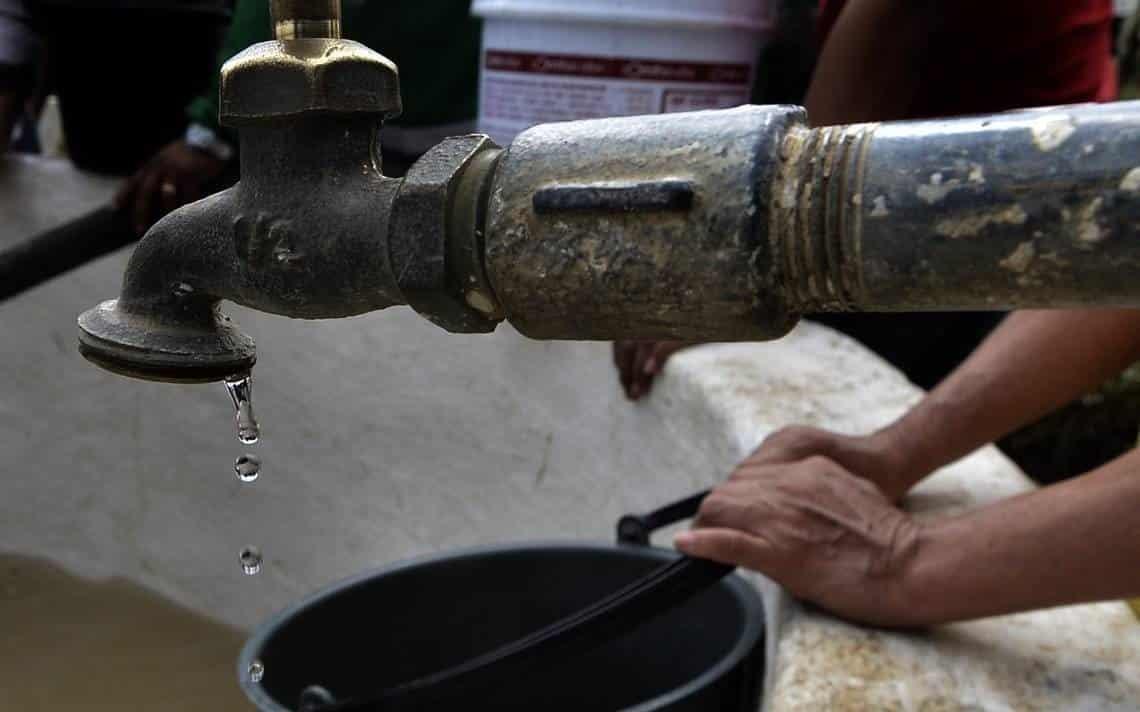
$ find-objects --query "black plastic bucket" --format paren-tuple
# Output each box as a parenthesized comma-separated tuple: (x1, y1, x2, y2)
(239, 543, 765, 711)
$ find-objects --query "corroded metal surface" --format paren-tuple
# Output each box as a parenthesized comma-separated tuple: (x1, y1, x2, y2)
(770, 122, 879, 312)
(782, 102, 1140, 312)
(220, 40, 400, 124)
(388, 135, 503, 332)
(271, 0, 341, 40)
(78, 115, 403, 382)
(484, 106, 806, 341)
(78, 2, 405, 383)
(78, 91, 1140, 382)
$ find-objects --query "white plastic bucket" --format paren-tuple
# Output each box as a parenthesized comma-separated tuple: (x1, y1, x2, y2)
(473, 0, 776, 144)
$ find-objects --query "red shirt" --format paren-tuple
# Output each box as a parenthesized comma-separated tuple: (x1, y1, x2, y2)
(817, 0, 1118, 117)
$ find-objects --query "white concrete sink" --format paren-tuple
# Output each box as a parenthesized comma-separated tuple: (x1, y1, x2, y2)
(3, 154, 1139, 710)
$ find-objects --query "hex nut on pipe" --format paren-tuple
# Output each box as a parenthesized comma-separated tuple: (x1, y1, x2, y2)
(388, 135, 504, 333)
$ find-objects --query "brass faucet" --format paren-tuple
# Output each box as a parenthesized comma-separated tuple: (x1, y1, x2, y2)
(79, 0, 1140, 383)
(78, 0, 501, 381)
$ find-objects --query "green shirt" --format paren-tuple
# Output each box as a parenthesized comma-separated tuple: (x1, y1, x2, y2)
(187, 0, 482, 140)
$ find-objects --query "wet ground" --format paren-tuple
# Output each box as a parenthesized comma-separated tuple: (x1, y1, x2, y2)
(0, 554, 248, 711)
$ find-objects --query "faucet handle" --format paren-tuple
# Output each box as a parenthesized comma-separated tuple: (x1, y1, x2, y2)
(219, 1, 401, 126)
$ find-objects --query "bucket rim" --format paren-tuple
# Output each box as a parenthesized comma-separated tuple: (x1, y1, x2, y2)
(472, 1, 776, 33)
(238, 539, 765, 712)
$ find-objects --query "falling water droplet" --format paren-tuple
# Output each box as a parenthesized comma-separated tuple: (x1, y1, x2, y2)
(248, 660, 265, 683)
(224, 373, 260, 444)
(171, 281, 194, 298)
(234, 454, 261, 483)
(299, 685, 336, 710)
(239, 546, 263, 576)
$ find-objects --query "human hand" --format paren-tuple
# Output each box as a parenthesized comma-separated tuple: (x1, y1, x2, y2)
(743, 425, 923, 502)
(114, 139, 228, 236)
(612, 341, 693, 401)
(676, 455, 923, 627)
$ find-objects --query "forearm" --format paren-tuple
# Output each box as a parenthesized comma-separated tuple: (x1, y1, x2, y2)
(805, 0, 935, 125)
(905, 447, 1140, 624)
(876, 310, 1140, 494)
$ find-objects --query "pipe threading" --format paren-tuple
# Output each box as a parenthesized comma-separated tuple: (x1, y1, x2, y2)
(773, 123, 876, 312)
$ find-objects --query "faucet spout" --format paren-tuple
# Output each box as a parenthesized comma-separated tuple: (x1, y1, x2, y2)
(77, 7, 414, 384)
(78, 190, 253, 383)
(78, 115, 407, 383)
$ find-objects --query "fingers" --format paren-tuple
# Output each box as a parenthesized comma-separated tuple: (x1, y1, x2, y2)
(694, 482, 768, 533)
(642, 343, 662, 375)
(614, 341, 694, 401)
(113, 170, 141, 212)
(613, 341, 636, 399)
(630, 342, 656, 399)
(744, 425, 837, 469)
(127, 170, 186, 235)
(158, 175, 181, 216)
(133, 165, 163, 236)
(613, 341, 662, 400)
(675, 527, 777, 572)
(642, 341, 687, 378)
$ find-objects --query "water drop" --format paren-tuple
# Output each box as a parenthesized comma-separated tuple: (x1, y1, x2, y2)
(224, 373, 260, 444)
(299, 685, 336, 710)
(171, 281, 194, 298)
(248, 660, 265, 683)
(234, 454, 261, 483)
(239, 546, 262, 576)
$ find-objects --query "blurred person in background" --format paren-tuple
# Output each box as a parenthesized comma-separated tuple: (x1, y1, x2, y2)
(115, 0, 481, 236)
(0, 0, 229, 172)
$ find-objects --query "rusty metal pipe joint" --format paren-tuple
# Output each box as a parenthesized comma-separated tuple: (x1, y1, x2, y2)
(76, 9, 1140, 382)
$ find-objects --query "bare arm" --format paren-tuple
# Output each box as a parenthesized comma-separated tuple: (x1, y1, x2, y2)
(747, 310, 1140, 500)
(877, 309, 1140, 497)
(905, 447, 1140, 623)
(804, 0, 935, 125)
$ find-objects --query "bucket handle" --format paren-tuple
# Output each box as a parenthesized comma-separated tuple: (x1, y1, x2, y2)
(616, 488, 710, 546)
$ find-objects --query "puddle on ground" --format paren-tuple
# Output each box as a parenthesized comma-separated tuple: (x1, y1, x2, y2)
(0, 554, 248, 710)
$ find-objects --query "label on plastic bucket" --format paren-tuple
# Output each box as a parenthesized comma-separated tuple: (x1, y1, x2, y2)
(478, 49, 753, 143)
